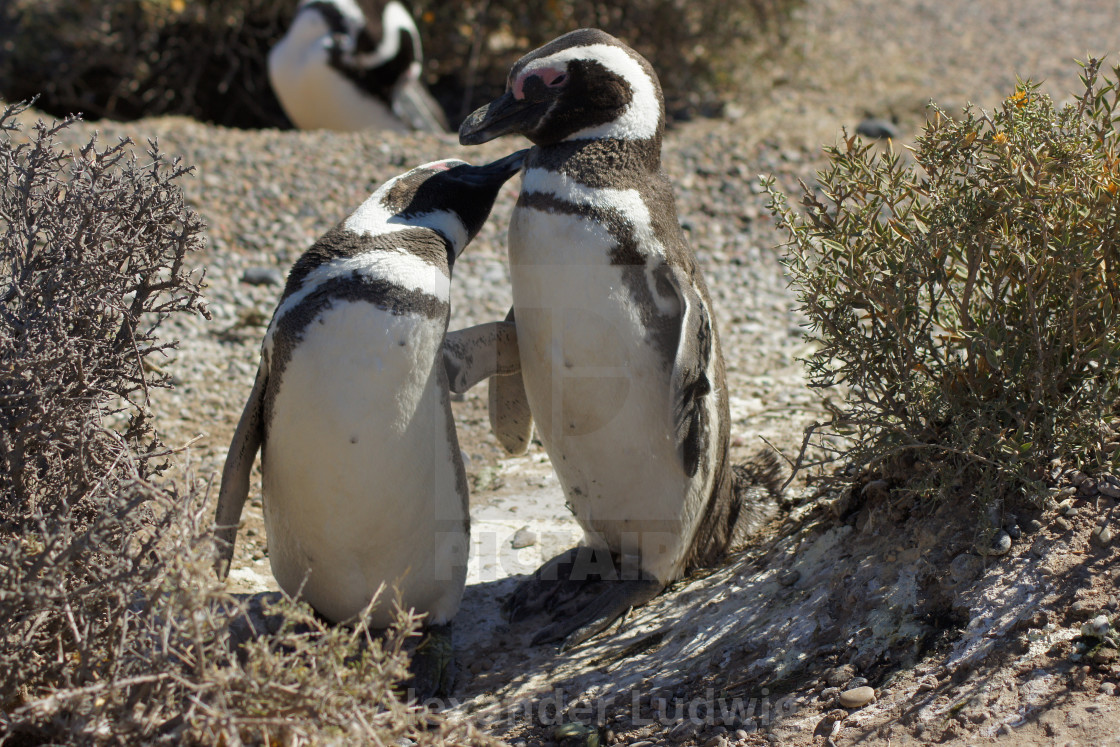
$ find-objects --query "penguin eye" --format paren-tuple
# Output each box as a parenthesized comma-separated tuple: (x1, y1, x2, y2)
(547, 73, 568, 88)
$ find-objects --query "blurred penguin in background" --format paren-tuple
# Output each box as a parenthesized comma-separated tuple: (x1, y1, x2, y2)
(269, 0, 448, 133)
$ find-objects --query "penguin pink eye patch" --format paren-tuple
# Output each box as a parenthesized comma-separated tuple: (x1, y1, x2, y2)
(512, 67, 568, 99)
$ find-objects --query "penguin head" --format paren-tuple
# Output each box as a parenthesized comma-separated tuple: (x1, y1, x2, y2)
(375, 149, 527, 261)
(459, 29, 665, 147)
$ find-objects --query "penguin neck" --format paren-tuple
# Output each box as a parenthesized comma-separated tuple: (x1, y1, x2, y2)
(528, 135, 662, 186)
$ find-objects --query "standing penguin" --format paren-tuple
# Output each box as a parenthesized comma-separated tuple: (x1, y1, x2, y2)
(269, 0, 448, 132)
(214, 150, 526, 695)
(459, 29, 780, 648)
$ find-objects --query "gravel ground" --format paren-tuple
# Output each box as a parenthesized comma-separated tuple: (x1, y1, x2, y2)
(22, 0, 1120, 743)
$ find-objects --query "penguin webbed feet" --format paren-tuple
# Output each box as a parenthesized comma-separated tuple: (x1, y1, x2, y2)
(504, 547, 663, 651)
(407, 622, 456, 700)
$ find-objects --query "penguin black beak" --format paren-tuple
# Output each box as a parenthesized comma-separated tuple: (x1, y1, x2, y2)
(447, 149, 528, 185)
(459, 92, 549, 145)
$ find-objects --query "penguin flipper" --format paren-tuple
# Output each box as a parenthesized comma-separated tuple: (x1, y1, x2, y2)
(665, 265, 714, 478)
(442, 319, 520, 394)
(214, 359, 267, 579)
(489, 308, 533, 455)
(392, 76, 450, 133)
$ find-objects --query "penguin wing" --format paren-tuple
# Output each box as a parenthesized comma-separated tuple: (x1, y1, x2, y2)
(442, 312, 532, 454)
(213, 358, 268, 579)
(489, 308, 533, 455)
(392, 76, 450, 133)
(442, 319, 521, 394)
(665, 265, 714, 478)
(489, 363, 534, 455)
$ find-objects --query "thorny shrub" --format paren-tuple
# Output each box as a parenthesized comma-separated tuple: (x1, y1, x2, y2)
(0, 0, 800, 129)
(766, 60, 1120, 510)
(0, 102, 496, 745)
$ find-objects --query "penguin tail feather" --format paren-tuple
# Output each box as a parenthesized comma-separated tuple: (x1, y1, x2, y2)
(729, 447, 784, 548)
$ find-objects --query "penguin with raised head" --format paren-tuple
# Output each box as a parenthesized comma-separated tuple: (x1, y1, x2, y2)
(213, 149, 526, 695)
(269, 0, 448, 132)
(458, 29, 781, 648)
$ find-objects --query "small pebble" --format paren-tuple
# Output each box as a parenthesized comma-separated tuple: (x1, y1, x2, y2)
(1101, 682, 1117, 696)
(1058, 498, 1078, 516)
(820, 686, 840, 702)
(668, 719, 697, 739)
(950, 553, 983, 584)
(977, 530, 1011, 557)
(511, 526, 538, 549)
(838, 686, 876, 708)
(702, 737, 727, 747)
(848, 677, 869, 688)
(1092, 524, 1113, 547)
(1082, 614, 1111, 639)
(240, 266, 283, 286)
(824, 665, 855, 687)
(1055, 517, 1072, 531)
(1098, 482, 1120, 499)
(1026, 519, 1044, 533)
(855, 118, 900, 140)
(778, 569, 800, 587)
(1071, 600, 1097, 618)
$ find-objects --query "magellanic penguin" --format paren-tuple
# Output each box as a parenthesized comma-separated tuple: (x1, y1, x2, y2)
(459, 29, 781, 648)
(214, 149, 526, 695)
(268, 0, 448, 132)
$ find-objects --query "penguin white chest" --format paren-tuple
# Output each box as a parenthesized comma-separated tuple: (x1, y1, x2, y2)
(262, 299, 466, 625)
(508, 203, 699, 582)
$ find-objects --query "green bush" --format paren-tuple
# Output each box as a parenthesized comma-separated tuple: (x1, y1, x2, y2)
(0, 102, 494, 745)
(766, 60, 1120, 508)
(0, 0, 800, 128)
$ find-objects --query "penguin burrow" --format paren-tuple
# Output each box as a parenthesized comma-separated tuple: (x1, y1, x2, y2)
(458, 28, 782, 649)
(214, 149, 526, 696)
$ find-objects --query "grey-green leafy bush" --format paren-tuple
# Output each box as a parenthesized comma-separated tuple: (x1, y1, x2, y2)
(0, 102, 496, 745)
(766, 60, 1120, 507)
(0, 0, 800, 128)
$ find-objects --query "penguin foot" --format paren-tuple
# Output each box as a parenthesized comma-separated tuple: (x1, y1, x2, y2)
(504, 548, 663, 650)
(504, 547, 589, 622)
(407, 623, 456, 700)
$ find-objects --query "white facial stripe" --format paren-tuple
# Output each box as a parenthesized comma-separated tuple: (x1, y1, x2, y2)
(519, 43, 660, 141)
(353, 1, 420, 69)
(343, 188, 405, 236)
(343, 170, 470, 251)
(405, 210, 469, 252)
(265, 248, 450, 357)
